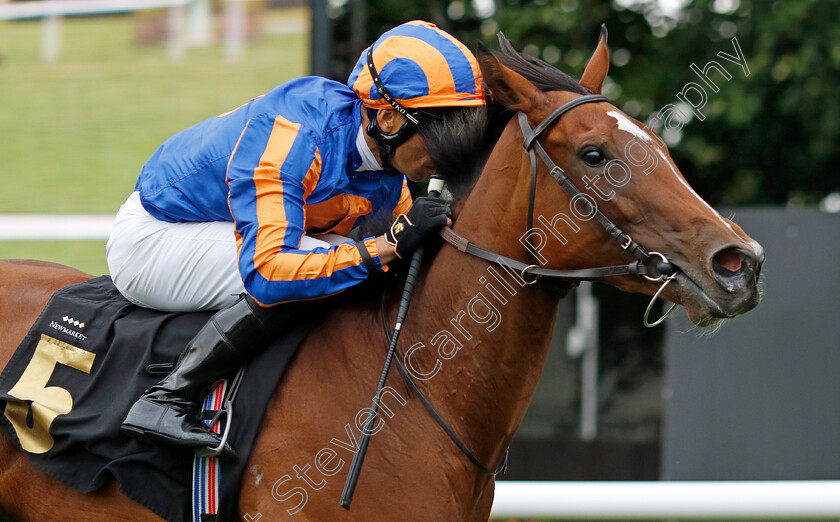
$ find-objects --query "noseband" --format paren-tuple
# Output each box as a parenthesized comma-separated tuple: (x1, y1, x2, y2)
(440, 93, 679, 327)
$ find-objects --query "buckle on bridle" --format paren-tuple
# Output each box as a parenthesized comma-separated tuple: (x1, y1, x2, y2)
(520, 264, 540, 285)
(620, 235, 633, 250)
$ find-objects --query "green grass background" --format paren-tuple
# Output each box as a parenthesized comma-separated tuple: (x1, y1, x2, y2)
(0, 10, 307, 275)
(1, 17, 628, 522)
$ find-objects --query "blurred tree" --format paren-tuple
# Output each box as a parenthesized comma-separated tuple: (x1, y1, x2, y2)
(325, 0, 840, 205)
(321, 1, 840, 442)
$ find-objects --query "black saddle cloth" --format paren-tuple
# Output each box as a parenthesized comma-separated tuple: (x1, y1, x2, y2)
(0, 276, 320, 522)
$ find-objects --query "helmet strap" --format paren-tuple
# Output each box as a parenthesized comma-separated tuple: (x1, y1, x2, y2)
(364, 48, 422, 175)
(366, 108, 415, 175)
(366, 48, 421, 126)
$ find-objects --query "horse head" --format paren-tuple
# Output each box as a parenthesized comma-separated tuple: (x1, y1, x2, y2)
(471, 28, 764, 327)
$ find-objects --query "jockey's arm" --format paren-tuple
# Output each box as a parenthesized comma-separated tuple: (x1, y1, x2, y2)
(227, 114, 389, 306)
(375, 236, 398, 265)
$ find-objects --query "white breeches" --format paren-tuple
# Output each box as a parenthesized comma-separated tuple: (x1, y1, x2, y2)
(106, 192, 349, 312)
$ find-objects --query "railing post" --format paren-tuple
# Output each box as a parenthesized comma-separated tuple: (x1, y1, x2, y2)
(185, 0, 212, 46)
(165, 2, 186, 61)
(223, 0, 245, 61)
(566, 281, 599, 441)
(41, 13, 62, 63)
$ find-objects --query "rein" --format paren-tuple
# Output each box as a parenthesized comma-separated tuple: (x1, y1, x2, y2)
(344, 94, 685, 498)
(441, 93, 680, 327)
(376, 296, 509, 476)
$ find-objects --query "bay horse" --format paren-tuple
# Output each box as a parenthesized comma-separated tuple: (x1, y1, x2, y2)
(0, 31, 763, 521)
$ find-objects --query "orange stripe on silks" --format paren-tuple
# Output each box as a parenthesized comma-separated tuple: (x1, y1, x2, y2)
(328, 194, 372, 235)
(379, 35, 457, 94)
(339, 194, 372, 219)
(252, 115, 301, 276)
(415, 22, 485, 99)
(304, 194, 372, 234)
(362, 237, 380, 258)
(393, 180, 413, 217)
(304, 194, 349, 232)
(299, 148, 321, 246)
(355, 35, 458, 108)
(302, 148, 321, 198)
(253, 234, 361, 284)
(249, 119, 366, 282)
(328, 219, 358, 237)
(234, 231, 244, 268)
(217, 94, 265, 118)
(275, 243, 363, 281)
(362, 236, 388, 273)
(262, 244, 365, 281)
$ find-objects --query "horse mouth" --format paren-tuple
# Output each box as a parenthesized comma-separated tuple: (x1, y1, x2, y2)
(671, 269, 760, 327)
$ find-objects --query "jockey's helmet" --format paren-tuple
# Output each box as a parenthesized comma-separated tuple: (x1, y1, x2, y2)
(347, 20, 487, 171)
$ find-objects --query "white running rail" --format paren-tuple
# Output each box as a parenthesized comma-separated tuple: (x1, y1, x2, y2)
(0, 214, 114, 241)
(0, 0, 189, 19)
(0, 0, 270, 62)
(3, 217, 840, 520)
(490, 480, 840, 520)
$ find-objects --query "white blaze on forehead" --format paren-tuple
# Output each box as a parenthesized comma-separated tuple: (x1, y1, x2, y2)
(606, 111, 736, 234)
(653, 148, 735, 233)
(607, 110, 652, 142)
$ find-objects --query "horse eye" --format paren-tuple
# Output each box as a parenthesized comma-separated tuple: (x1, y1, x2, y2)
(582, 149, 605, 166)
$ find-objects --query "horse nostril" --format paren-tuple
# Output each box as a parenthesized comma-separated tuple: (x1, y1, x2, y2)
(713, 247, 745, 276)
(711, 245, 762, 297)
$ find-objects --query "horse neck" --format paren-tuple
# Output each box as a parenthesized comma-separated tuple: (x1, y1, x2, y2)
(403, 130, 562, 469)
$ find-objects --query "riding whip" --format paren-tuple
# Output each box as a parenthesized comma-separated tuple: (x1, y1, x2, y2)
(340, 175, 446, 509)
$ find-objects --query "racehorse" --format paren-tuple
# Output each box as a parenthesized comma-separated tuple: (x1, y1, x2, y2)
(0, 30, 763, 521)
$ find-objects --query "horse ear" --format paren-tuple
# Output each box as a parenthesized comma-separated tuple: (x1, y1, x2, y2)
(476, 42, 548, 113)
(579, 24, 610, 94)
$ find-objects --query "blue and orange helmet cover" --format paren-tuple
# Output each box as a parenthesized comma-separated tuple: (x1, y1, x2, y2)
(348, 20, 487, 110)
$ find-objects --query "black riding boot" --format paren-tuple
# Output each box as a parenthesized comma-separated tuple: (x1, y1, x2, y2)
(121, 295, 273, 457)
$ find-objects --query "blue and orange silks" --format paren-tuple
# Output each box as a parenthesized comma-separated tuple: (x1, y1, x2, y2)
(134, 77, 412, 306)
(348, 20, 486, 110)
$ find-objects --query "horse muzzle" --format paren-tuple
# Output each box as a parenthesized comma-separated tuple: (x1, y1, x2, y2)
(672, 240, 765, 326)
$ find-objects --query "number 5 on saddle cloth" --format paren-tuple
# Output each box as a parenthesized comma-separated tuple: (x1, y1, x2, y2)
(0, 276, 319, 522)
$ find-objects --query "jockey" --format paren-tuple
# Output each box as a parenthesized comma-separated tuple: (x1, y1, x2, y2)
(109, 21, 487, 456)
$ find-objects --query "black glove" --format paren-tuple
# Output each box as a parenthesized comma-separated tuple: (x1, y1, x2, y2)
(385, 197, 451, 259)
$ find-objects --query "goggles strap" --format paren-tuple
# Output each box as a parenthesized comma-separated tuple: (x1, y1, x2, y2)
(364, 48, 419, 173)
(366, 48, 420, 126)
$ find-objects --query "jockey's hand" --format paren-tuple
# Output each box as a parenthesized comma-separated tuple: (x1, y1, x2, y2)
(385, 197, 451, 259)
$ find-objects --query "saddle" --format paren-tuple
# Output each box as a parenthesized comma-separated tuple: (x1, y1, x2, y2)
(0, 276, 320, 522)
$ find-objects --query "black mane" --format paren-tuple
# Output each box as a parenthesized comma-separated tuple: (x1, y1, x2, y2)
(424, 33, 588, 202)
(493, 33, 589, 95)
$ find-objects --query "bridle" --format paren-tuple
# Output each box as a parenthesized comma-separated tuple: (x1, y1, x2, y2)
(359, 94, 685, 491)
(440, 93, 680, 327)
